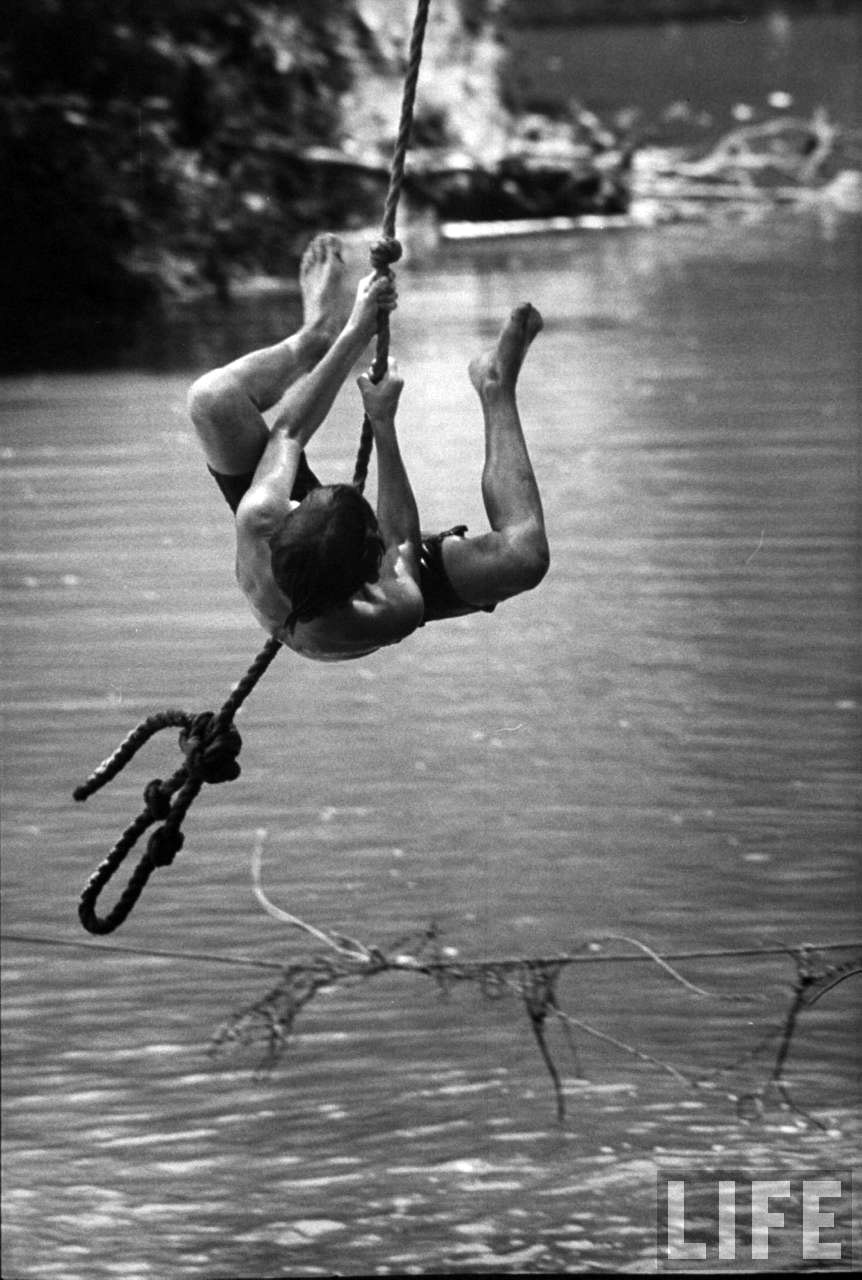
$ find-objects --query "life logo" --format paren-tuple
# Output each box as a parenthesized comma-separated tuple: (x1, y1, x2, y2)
(656, 1169, 858, 1270)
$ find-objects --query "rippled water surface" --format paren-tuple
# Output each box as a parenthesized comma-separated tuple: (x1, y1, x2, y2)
(2, 212, 860, 1276)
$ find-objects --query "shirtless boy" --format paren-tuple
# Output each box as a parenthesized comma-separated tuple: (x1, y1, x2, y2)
(188, 233, 548, 661)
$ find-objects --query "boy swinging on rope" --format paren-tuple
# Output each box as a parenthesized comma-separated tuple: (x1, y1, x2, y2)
(188, 233, 549, 662)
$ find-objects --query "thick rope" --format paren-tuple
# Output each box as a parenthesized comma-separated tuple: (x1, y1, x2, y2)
(75, 2, 433, 934)
(75, 637, 283, 934)
(353, 0, 432, 491)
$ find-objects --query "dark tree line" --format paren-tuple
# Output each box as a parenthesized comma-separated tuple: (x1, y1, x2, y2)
(1, 0, 387, 368)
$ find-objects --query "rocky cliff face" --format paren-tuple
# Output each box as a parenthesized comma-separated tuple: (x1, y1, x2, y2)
(339, 0, 512, 163)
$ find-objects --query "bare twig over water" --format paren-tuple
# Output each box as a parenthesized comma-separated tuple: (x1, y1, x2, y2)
(199, 847, 862, 1120)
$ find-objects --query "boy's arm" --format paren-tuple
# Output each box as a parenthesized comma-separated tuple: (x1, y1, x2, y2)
(235, 433, 303, 536)
(235, 272, 399, 532)
(342, 360, 423, 642)
(234, 354, 424, 646)
(230, 433, 302, 633)
(357, 360, 422, 580)
(372, 428, 422, 582)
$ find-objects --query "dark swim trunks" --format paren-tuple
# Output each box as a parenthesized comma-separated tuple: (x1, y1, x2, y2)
(209, 462, 495, 626)
(417, 526, 496, 626)
(208, 451, 322, 513)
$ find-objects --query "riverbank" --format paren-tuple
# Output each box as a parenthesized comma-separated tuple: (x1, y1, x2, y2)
(505, 0, 856, 25)
(3, 2, 858, 371)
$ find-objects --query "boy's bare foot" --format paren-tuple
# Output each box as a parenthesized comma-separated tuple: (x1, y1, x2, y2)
(469, 303, 543, 393)
(300, 233, 349, 340)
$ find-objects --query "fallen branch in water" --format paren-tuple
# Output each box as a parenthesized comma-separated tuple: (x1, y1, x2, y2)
(634, 109, 862, 212)
(3, 922, 857, 1124)
(208, 833, 862, 1123)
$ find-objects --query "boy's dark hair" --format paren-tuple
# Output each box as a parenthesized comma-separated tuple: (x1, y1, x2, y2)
(269, 484, 384, 631)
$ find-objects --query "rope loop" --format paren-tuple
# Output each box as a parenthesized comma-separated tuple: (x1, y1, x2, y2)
(143, 778, 172, 821)
(76, 642, 268, 933)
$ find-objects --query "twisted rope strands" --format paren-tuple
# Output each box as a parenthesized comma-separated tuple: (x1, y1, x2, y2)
(78, 784, 200, 936)
(371, 0, 432, 372)
(381, 0, 432, 244)
(76, 642, 283, 934)
(351, 412, 376, 494)
(353, 0, 432, 491)
(215, 634, 283, 727)
(73, 710, 192, 802)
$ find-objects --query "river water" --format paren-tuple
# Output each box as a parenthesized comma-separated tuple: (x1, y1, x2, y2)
(1, 209, 860, 1275)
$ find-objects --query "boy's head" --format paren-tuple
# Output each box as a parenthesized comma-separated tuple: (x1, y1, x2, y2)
(269, 484, 385, 629)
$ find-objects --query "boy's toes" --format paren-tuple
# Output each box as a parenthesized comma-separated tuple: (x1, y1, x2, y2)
(525, 304, 543, 339)
(511, 302, 543, 332)
(300, 238, 322, 276)
(319, 231, 344, 262)
(301, 232, 343, 273)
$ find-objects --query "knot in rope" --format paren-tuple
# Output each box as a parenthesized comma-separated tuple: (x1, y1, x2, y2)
(143, 778, 173, 821)
(369, 236, 402, 274)
(179, 712, 242, 785)
(76, 638, 283, 935)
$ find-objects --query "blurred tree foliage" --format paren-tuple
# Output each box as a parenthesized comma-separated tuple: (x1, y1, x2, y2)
(1, 0, 387, 367)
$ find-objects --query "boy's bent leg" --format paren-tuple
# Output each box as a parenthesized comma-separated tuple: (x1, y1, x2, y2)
(441, 304, 550, 608)
(187, 234, 348, 475)
(188, 373, 270, 476)
(231, 272, 396, 500)
(264, 272, 396, 453)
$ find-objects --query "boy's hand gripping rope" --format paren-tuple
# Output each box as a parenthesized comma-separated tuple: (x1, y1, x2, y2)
(75, 0, 432, 934)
